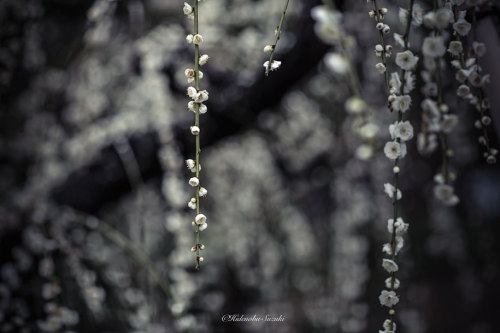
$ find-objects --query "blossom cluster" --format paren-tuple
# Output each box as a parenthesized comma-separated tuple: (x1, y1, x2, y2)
(184, 0, 209, 269)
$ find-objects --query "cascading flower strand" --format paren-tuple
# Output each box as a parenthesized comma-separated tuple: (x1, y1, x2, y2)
(420, 1, 460, 205)
(184, 0, 208, 270)
(448, 0, 497, 164)
(369, 1, 420, 331)
(263, 0, 290, 75)
(470, 4, 497, 163)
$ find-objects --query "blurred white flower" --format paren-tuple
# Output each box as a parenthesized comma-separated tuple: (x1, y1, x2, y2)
(422, 36, 446, 58)
(448, 41, 463, 56)
(325, 53, 348, 75)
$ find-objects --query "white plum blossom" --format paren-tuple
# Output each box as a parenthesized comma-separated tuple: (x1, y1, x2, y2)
(195, 214, 207, 225)
(199, 54, 210, 65)
(187, 86, 197, 98)
(375, 63, 387, 74)
(199, 187, 207, 197)
(441, 114, 459, 133)
(422, 36, 446, 58)
(263, 60, 281, 71)
(448, 40, 463, 56)
(393, 121, 414, 141)
(434, 184, 459, 206)
(384, 141, 402, 160)
(385, 277, 401, 290)
(384, 183, 402, 200)
(399, 4, 423, 27)
(263, 45, 274, 53)
(387, 217, 409, 235)
(190, 126, 200, 135)
(189, 177, 199, 187)
(382, 259, 399, 273)
(193, 34, 204, 45)
(185, 159, 197, 172)
(183, 2, 193, 16)
(391, 95, 412, 112)
(472, 41, 486, 57)
(199, 222, 208, 231)
(395, 50, 419, 70)
(379, 290, 399, 307)
(194, 90, 209, 103)
(344, 97, 367, 114)
(311, 5, 342, 44)
(393, 33, 405, 48)
(325, 53, 348, 75)
(453, 18, 471, 36)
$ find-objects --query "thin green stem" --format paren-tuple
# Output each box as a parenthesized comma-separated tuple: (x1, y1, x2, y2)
(265, 0, 290, 76)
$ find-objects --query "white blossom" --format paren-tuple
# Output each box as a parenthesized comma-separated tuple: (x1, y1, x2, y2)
(189, 177, 199, 187)
(325, 53, 348, 75)
(453, 18, 471, 36)
(199, 54, 210, 66)
(187, 86, 197, 98)
(376, 63, 387, 74)
(387, 217, 409, 235)
(199, 222, 208, 231)
(190, 126, 200, 135)
(193, 34, 204, 45)
(393, 33, 405, 48)
(263, 60, 281, 71)
(385, 277, 401, 289)
(199, 187, 208, 197)
(441, 114, 458, 133)
(422, 36, 446, 58)
(194, 90, 209, 103)
(199, 104, 207, 114)
(382, 259, 399, 273)
(434, 184, 459, 206)
(393, 121, 414, 141)
(395, 50, 419, 70)
(264, 45, 274, 53)
(379, 290, 399, 307)
(472, 42, 486, 57)
(186, 34, 194, 44)
(183, 2, 193, 16)
(448, 40, 463, 56)
(344, 97, 367, 114)
(391, 95, 412, 112)
(384, 183, 402, 200)
(384, 141, 402, 160)
(195, 213, 207, 225)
